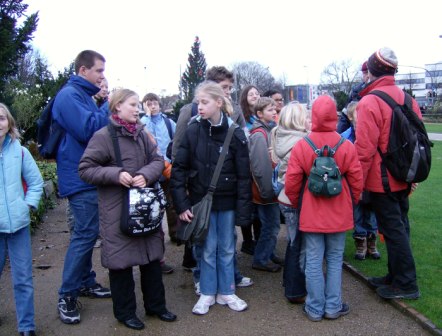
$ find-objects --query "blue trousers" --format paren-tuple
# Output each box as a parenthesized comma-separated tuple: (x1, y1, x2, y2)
(59, 190, 99, 297)
(0, 226, 35, 332)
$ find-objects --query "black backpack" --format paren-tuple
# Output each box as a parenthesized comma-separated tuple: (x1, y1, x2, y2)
(304, 136, 346, 197)
(369, 91, 433, 192)
(36, 95, 65, 160)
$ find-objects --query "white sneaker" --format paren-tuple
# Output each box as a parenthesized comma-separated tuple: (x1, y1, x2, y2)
(194, 282, 201, 296)
(192, 295, 215, 315)
(236, 277, 254, 288)
(216, 294, 248, 312)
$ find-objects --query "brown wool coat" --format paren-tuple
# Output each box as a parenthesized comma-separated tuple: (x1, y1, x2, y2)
(79, 120, 165, 270)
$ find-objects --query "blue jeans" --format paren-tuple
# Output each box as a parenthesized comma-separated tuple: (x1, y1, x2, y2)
(303, 232, 346, 318)
(0, 226, 35, 332)
(193, 227, 243, 285)
(353, 203, 378, 238)
(59, 190, 99, 297)
(280, 204, 306, 300)
(253, 203, 280, 265)
(199, 210, 236, 295)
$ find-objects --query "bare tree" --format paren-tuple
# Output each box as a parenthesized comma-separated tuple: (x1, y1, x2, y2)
(320, 59, 360, 95)
(397, 72, 421, 93)
(231, 61, 277, 96)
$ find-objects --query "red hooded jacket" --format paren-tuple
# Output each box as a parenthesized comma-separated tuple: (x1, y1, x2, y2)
(355, 76, 422, 192)
(285, 96, 363, 233)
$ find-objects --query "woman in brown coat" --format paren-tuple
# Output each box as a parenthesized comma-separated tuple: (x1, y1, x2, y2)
(79, 89, 176, 330)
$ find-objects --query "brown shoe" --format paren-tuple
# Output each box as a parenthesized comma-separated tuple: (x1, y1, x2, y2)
(367, 234, 380, 259)
(288, 296, 306, 304)
(354, 237, 367, 260)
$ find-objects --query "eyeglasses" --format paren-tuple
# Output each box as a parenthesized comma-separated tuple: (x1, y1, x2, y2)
(274, 98, 284, 102)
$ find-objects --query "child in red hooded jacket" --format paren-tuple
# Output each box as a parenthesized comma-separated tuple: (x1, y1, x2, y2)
(285, 95, 363, 322)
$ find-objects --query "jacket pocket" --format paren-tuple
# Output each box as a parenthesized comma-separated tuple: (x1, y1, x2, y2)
(216, 174, 237, 193)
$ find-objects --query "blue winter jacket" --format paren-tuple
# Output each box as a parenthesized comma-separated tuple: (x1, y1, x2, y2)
(0, 135, 43, 233)
(141, 113, 175, 162)
(52, 75, 108, 197)
(341, 125, 355, 143)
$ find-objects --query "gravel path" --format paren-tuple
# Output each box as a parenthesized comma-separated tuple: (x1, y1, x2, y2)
(0, 198, 431, 336)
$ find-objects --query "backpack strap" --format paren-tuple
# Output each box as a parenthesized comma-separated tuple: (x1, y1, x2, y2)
(369, 90, 412, 110)
(304, 136, 320, 155)
(161, 114, 174, 140)
(250, 127, 268, 143)
(21, 147, 28, 195)
(331, 137, 346, 156)
(304, 136, 345, 157)
(368, 90, 410, 194)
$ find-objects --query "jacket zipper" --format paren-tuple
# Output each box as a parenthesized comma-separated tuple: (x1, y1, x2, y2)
(0, 147, 13, 232)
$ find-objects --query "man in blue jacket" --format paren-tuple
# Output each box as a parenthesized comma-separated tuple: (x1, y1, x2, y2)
(52, 50, 111, 325)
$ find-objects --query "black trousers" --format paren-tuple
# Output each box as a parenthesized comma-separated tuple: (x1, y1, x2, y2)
(108, 260, 166, 321)
(241, 205, 261, 243)
(370, 190, 418, 290)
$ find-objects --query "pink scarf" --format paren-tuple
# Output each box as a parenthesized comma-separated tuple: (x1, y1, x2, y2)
(112, 114, 137, 134)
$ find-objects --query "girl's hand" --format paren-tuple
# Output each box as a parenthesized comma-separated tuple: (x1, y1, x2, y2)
(119, 171, 133, 188)
(131, 175, 147, 188)
(179, 209, 194, 223)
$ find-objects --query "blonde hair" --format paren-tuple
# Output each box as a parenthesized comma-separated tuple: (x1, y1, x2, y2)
(195, 80, 233, 116)
(254, 97, 275, 117)
(346, 101, 358, 121)
(109, 89, 139, 114)
(278, 102, 309, 132)
(0, 103, 21, 140)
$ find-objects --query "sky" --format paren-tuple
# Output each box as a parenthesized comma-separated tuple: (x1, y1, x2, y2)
(26, 0, 442, 97)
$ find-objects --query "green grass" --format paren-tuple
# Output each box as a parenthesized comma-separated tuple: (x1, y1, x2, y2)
(344, 141, 442, 328)
(425, 123, 442, 133)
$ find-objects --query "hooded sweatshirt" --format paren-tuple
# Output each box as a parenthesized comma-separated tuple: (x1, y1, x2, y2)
(285, 96, 363, 233)
(271, 126, 308, 206)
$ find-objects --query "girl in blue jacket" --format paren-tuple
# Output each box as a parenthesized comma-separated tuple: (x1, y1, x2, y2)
(0, 103, 43, 336)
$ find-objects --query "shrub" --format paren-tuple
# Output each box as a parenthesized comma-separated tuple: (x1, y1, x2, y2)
(29, 160, 57, 231)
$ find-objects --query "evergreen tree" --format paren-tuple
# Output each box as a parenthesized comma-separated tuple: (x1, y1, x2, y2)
(0, 0, 39, 103)
(180, 36, 207, 103)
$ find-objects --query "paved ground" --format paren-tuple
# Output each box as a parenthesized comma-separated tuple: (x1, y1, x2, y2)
(428, 133, 442, 141)
(0, 198, 432, 336)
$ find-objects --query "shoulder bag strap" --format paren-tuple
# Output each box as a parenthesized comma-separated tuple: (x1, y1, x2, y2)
(208, 123, 236, 194)
(108, 124, 123, 167)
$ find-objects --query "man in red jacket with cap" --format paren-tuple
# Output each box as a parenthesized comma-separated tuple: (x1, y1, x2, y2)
(355, 47, 421, 300)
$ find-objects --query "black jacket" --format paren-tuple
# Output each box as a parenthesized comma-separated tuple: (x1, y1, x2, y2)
(171, 113, 252, 227)
(337, 82, 366, 133)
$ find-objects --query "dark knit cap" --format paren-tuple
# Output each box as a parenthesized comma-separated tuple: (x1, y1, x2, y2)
(361, 61, 368, 72)
(367, 47, 398, 77)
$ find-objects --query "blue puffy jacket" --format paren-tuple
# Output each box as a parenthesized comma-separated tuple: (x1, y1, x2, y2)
(141, 113, 175, 161)
(0, 135, 43, 233)
(52, 75, 108, 197)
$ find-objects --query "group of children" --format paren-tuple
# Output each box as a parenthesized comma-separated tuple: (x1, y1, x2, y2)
(0, 77, 370, 333)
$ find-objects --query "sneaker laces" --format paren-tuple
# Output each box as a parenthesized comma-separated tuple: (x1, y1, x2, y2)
(65, 297, 82, 311)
